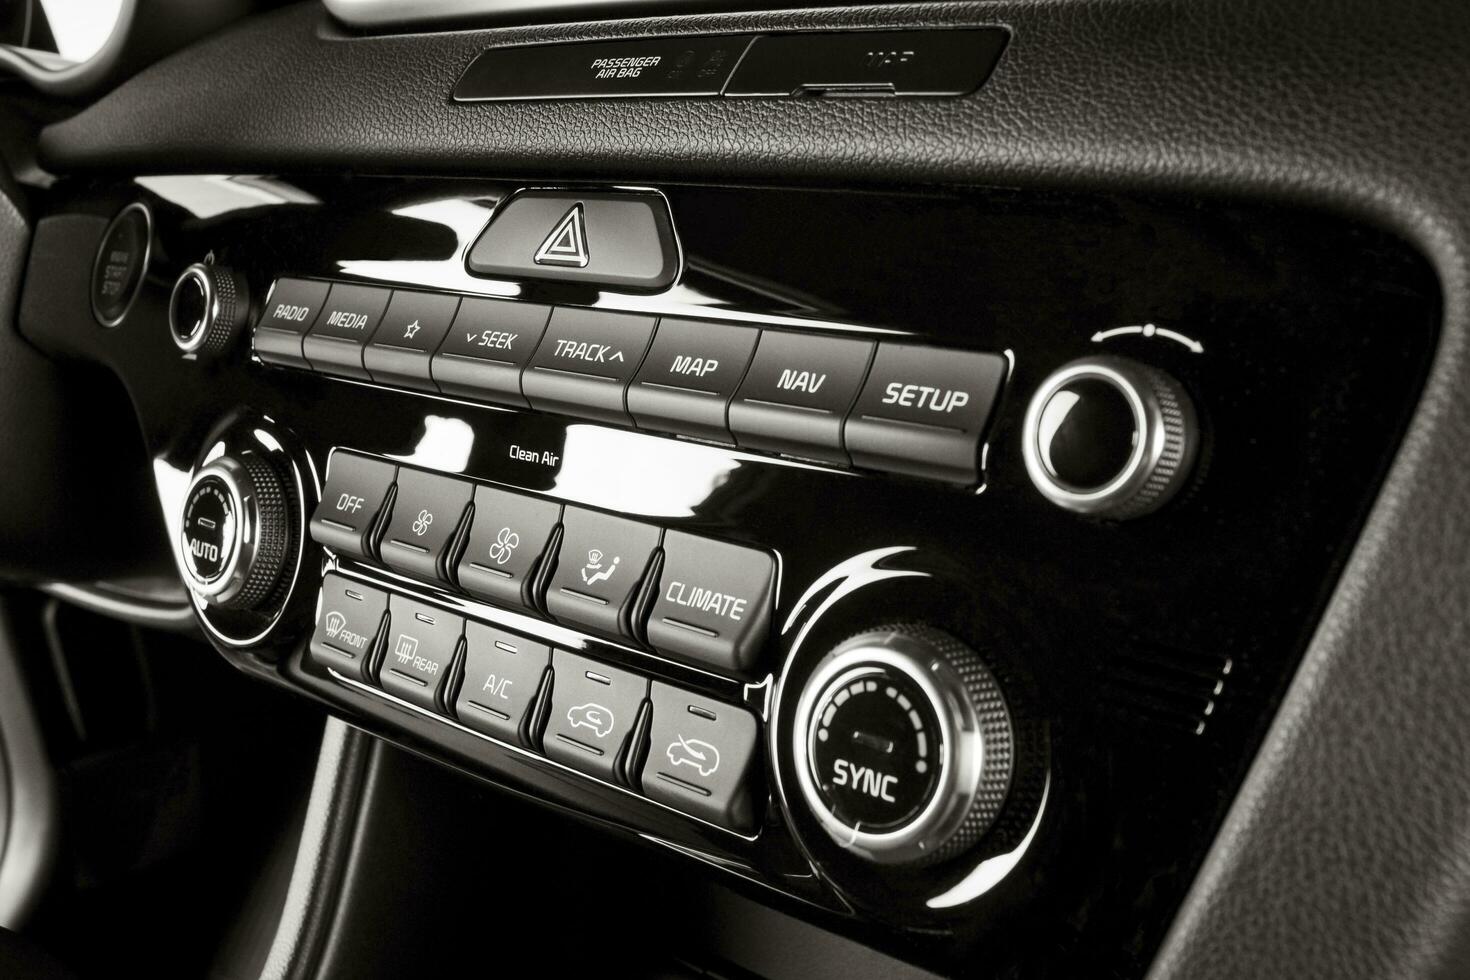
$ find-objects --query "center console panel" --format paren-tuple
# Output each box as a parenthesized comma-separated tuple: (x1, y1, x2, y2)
(16, 175, 1436, 976)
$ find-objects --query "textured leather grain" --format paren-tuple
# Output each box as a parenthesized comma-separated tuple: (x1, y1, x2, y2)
(33, 2, 1470, 978)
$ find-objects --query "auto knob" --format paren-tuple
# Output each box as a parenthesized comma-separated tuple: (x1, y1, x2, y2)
(792, 625, 1014, 866)
(179, 452, 293, 610)
(1021, 355, 1198, 518)
(169, 262, 250, 356)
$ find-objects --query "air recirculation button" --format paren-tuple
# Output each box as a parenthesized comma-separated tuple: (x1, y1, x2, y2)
(793, 625, 1013, 866)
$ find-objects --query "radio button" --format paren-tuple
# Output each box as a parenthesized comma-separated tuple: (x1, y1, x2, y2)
(523, 307, 657, 426)
(456, 486, 562, 610)
(543, 651, 649, 784)
(363, 290, 461, 391)
(844, 344, 1006, 485)
(544, 507, 661, 642)
(641, 683, 760, 832)
(309, 574, 388, 683)
(454, 623, 551, 747)
(254, 277, 329, 368)
(380, 596, 463, 714)
(309, 451, 397, 560)
(302, 283, 392, 380)
(432, 298, 553, 406)
(627, 318, 760, 444)
(647, 532, 774, 674)
(729, 332, 875, 464)
(379, 469, 474, 583)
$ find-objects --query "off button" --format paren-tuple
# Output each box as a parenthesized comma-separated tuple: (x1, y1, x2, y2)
(646, 531, 775, 675)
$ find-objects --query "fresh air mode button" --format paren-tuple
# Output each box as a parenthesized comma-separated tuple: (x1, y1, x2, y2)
(309, 451, 397, 560)
(522, 307, 658, 426)
(628, 318, 760, 444)
(302, 283, 392, 380)
(466, 191, 679, 292)
(729, 332, 876, 464)
(647, 532, 774, 674)
(363, 290, 461, 391)
(543, 651, 649, 784)
(380, 595, 463, 713)
(453, 623, 551, 747)
(309, 574, 387, 683)
(545, 507, 661, 642)
(379, 469, 473, 583)
(844, 344, 1007, 484)
(456, 486, 562, 611)
(641, 683, 761, 832)
(453, 35, 756, 102)
(431, 298, 552, 406)
(254, 278, 329, 368)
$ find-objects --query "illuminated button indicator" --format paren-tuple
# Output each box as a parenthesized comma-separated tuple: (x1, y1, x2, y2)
(181, 475, 238, 585)
(808, 665, 943, 833)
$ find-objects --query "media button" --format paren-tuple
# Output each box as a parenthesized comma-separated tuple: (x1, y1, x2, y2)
(302, 283, 392, 380)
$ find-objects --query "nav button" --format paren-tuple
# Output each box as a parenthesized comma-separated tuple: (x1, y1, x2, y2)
(647, 532, 774, 674)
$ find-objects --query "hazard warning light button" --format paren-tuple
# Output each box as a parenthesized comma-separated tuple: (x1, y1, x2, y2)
(466, 190, 679, 293)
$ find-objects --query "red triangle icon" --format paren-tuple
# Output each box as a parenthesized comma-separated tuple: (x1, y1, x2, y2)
(534, 203, 590, 268)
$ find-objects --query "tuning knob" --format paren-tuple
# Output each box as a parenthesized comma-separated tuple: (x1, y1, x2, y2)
(169, 262, 250, 356)
(179, 453, 293, 610)
(792, 625, 1014, 866)
(1022, 355, 1198, 519)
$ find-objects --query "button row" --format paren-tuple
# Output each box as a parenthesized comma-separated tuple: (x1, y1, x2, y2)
(256, 277, 1005, 484)
(308, 450, 775, 676)
(309, 573, 760, 832)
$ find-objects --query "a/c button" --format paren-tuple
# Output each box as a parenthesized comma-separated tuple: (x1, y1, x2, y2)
(647, 531, 775, 675)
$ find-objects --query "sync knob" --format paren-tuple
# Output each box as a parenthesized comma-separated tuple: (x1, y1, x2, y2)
(792, 626, 1014, 866)
(1022, 356, 1198, 519)
(180, 453, 293, 610)
(169, 262, 250, 356)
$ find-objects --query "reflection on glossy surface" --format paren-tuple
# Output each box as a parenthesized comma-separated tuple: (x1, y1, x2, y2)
(553, 424, 745, 518)
(390, 415, 475, 473)
(136, 175, 320, 218)
(927, 773, 1050, 909)
(780, 545, 929, 637)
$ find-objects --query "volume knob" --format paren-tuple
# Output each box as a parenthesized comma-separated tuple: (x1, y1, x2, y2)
(170, 262, 250, 356)
(792, 626, 1014, 866)
(1022, 356, 1198, 518)
(179, 453, 292, 610)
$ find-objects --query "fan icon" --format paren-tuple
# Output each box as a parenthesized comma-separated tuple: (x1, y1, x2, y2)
(487, 526, 520, 565)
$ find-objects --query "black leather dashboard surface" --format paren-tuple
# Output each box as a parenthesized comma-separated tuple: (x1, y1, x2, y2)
(35, 2, 1470, 978)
